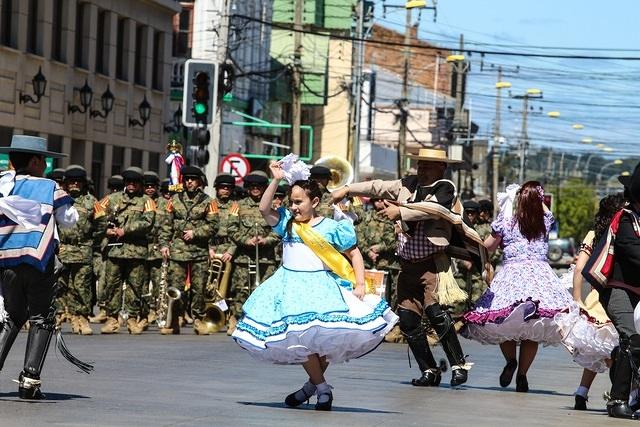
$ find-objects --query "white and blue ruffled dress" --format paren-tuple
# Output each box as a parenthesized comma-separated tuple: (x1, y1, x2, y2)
(232, 207, 398, 364)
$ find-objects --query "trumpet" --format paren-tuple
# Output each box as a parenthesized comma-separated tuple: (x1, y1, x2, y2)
(201, 258, 229, 333)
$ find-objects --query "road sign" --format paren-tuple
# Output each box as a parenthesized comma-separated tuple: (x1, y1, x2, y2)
(220, 153, 251, 184)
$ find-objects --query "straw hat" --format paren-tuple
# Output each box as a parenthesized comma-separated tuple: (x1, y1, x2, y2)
(408, 148, 462, 164)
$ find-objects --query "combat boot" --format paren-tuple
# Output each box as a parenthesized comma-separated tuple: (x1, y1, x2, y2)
(147, 310, 157, 324)
(226, 316, 237, 336)
(69, 316, 80, 334)
(127, 318, 144, 335)
(193, 319, 210, 335)
(89, 309, 107, 324)
(76, 316, 93, 336)
(384, 325, 403, 343)
(100, 317, 120, 334)
(138, 318, 149, 332)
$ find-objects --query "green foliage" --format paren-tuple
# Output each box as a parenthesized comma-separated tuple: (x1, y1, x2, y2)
(555, 178, 597, 242)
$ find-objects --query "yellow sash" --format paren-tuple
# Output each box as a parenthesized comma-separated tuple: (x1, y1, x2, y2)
(293, 221, 356, 285)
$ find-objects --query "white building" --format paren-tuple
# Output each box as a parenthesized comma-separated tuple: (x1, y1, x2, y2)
(0, 0, 179, 195)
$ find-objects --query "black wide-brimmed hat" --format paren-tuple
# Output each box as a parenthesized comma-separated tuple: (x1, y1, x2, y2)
(619, 162, 640, 188)
(628, 162, 640, 202)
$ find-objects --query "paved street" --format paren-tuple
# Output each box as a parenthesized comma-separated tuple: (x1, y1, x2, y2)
(0, 323, 628, 427)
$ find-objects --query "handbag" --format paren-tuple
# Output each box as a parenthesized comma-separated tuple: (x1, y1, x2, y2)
(582, 209, 625, 289)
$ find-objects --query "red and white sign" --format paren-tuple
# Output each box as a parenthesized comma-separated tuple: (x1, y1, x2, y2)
(220, 153, 251, 184)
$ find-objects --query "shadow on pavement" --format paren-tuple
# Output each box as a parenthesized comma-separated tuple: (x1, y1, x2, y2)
(461, 385, 572, 396)
(238, 401, 400, 414)
(0, 392, 90, 402)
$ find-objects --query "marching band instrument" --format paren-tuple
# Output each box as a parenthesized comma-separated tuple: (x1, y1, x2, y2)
(254, 222, 261, 289)
(118, 281, 129, 325)
(156, 260, 182, 332)
(201, 258, 229, 333)
(314, 156, 354, 191)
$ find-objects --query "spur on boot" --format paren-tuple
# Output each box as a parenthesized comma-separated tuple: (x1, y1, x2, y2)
(515, 374, 528, 393)
(411, 368, 441, 387)
(608, 400, 635, 419)
(16, 372, 45, 400)
(284, 384, 316, 408)
(499, 359, 517, 387)
(315, 391, 333, 411)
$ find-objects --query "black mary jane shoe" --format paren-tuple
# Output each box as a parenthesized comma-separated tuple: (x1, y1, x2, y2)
(284, 387, 315, 407)
(411, 369, 442, 387)
(574, 395, 587, 410)
(499, 359, 517, 388)
(450, 367, 468, 387)
(515, 374, 528, 393)
(315, 391, 333, 411)
(17, 372, 45, 400)
(608, 400, 635, 419)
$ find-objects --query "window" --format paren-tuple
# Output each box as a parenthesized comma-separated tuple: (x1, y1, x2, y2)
(0, 126, 13, 147)
(173, 9, 190, 57)
(116, 17, 126, 80)
(148, 152, 160, 174)
(96, 10, 108, 74)
(111, 146, 124, 176)
(1, 0, 14, 48)
(152, 31, 162, 90)
(131, 148, 142, 167)
(26, 0, 39, 54)
(47, 134, 63, 168)
(70, 139, 85, 166)
(92, 143, 105, 196)
(74, 3, 86, 68)
(51, 0, 63, 61)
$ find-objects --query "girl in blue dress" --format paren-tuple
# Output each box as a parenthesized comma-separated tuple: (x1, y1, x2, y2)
(232, 161, 397, 411)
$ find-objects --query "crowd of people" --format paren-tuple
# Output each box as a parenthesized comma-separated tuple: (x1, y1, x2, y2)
(1, 135, 639, 417)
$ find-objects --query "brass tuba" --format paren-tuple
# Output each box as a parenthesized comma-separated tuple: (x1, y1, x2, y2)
(156, 260, 182, 332)
(201, 258, 229, 333)
(314, 156, 354, 191)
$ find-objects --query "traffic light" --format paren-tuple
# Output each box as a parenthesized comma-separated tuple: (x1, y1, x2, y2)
(182, 59, 217, 127)
(192, 127, 210, 167)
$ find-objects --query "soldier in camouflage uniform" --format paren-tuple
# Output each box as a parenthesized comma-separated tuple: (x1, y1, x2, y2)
(143, 171, 168, 324)
(160, 178, 171, 200)
(477, 199, 501, 267)
(209, 174, 240, 334)
(56, 165, 100, 335)
(229, 171, 280, 327)
(46, 168, 66, 187)
(272, 183, 289, 209)
(309, 165, 334, 219)
(159, 166, 220, 335)
(97, 167, 156, 334)
(89, 174, 125, 324)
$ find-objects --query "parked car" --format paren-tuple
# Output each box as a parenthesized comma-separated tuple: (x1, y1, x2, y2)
(547, 237, 575, 265)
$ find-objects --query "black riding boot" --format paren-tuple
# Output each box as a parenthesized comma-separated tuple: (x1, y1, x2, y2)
(424, 304, 469, 386)
(0, 318, 21, 371)
(607, 337, 635, 418)
(19, 322, 54, 400)
(398, 308, 441, 386)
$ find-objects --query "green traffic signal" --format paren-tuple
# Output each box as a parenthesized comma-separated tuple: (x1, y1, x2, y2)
(194, 102, 207, 115)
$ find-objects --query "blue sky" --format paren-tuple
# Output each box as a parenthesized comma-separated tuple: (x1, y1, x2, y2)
(374, 0, 640, 173)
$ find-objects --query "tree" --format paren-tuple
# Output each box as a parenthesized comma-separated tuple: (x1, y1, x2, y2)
(555, 178, 597, 243)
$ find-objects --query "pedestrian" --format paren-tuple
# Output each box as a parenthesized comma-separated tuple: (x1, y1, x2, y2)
(331, 148, 488, 387)
(463, 181, 573, 392)
(555, 193, 624, 410)
(0, 135, 87, 399)
(232, 160, 397, 411)
(589, 165, 640, 419)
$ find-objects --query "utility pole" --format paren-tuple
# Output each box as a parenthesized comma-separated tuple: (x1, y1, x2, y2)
(291, 0, 303, 155)
(397, 7, 412, 178)
(492, 66, 503, 217)
(351, 0, 366, 181)
(452, 34, 466, 141)
(519, 95, 529, 183)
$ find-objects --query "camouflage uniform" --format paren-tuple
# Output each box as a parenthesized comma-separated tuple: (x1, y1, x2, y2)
(98, 186, 155, 323)
(316, 190, 335, 219)
(230, 196, 279, 319)
(159, 189, 219, 320)
(358, 208, 400, 308)
(58, 192, 99, 318)
(147, 196, 168, 311)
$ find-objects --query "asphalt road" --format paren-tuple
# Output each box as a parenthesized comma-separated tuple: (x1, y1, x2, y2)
(0, 322, 627, 427)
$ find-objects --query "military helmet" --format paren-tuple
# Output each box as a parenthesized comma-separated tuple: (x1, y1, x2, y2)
(214, 173, 235, 187)
(275, 183, 290, 197)
(143, 171, 160, 186)
(463, 200, 480, 212)
(107, 174, 124, 189)
(181, 165, 205, 180)
(478, 199, 493, 213)
(243, 170, 269, 187)
(46, 168, 66, 181)
(309, 165, 331, 179)
(64, 164, 87, 180)
(160, 178, 170, 191)
(121, 166, 144, 182)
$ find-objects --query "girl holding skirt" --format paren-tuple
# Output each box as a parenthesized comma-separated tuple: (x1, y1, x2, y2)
(232, 161, 397, 411)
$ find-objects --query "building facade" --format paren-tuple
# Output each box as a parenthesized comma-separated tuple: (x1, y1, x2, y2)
(0, 0, 179, 195)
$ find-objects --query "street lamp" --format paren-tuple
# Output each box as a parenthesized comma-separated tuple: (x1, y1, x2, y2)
(510, 88, 543, 182)
(598, 159, 624, 183)
(581, 137, 592, 144)
(68, 80, 93, 114)
(129, 96, 151, 127)
(19, 66, 47, 104)
(89, 85, 115, 118)
(572, 124, 584, 130)
(547, 111, 560, 118)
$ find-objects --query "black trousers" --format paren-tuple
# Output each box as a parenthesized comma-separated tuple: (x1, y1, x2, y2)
(2, 260, 56, 327)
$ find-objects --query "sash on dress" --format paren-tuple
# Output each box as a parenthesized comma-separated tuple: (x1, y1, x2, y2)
(293, 221, 356, 285)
